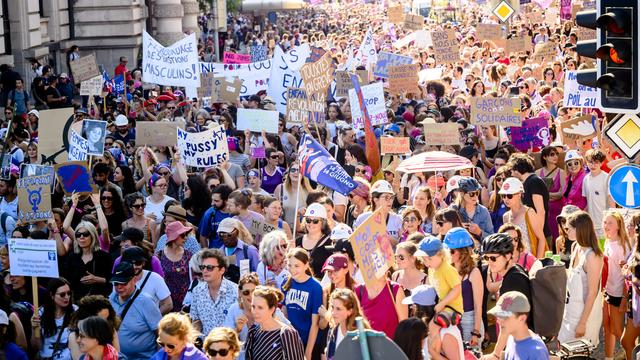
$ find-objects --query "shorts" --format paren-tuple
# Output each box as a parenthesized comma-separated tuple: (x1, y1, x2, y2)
(605, 292, 623, 307)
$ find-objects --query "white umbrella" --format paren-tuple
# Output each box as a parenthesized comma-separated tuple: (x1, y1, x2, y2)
(396, 151, 473, 173)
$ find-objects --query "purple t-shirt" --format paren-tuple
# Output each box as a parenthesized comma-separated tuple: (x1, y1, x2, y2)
(261, 166, 284, 194)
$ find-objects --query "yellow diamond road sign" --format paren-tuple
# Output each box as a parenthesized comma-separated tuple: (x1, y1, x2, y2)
(493, 1, 515, 23)
(604, 114, 640, 161)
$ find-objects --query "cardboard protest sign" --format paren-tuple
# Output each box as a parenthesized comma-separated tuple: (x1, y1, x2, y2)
(423, 123, 460, 145)
(136, 122, 184, 147)
(80, 75, 103, 96)
(200, 59, 270, 98)
(8, 239, 59, 278)
(334, 70, 368, 98)
(70, 54, 100, 83)
(143, 31, 200, 87)
(237, 108, 280, 133)
(373, 51, 413, 78)
(348, 82, 387, 129)
(286, 87, 310, 124)
(197, 72, 218, 99)
(560, 115, 596, 142)
(533, 41, 557, 60)
(388, 64, 420, 95)
(476, 24, 504, 42)
(82, 120, 107, 156)
(509, 116, 551, 152)
(249, 219, 277, 236)
(267, 44, 312, 113)
(574, 26, 596, 41)
(219, 77, 243, 103)
(431, 29, 459, 64)
(348, 207, 394, 289)
(68, 129, 88, 161)
(563, 71, 598, 108)
(381, 137, 410, 154)
(39, 108, 75, 165)
(388, 5, 404, 23)
(469, 97, 522, 126)
(54, 161, 97, 194)
(17, 174, 53, 223)
(223, 52, 251, 64)
(306, 46, 327, 63)
(404, 14, 424, 30)
(505, 35, 533, 53)
(250, 45, 268, 62)
(300, 52, 334, 96)
(177, 126, 229, 168)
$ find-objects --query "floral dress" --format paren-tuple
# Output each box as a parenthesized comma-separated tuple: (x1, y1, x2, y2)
(156, 249, 192, 312)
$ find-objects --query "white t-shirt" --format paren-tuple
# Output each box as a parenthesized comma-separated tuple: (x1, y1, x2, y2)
(144, 195, 175, 224)
(353, 211, 403, 239)
(136, 269, 172, 305)
(605, 240, 631, 297)
(582, 171, 608, 237)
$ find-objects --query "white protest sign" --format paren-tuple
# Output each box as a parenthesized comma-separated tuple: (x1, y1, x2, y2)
(348, 82, 387, 129)
(393, 30, 432, 49)
(237, 108, 280, 133)
(68, 129, 88, 161)
(267, 44, 311, 114)
(353, 27, 378, 68)
(177, 125, 229, 168)
(142, 31, 200, 87)
(8, 238, 59, 278)
(418, 68, 443, 84)
(563, 70, 598, 108)
(200, 59, 271, 98)
(80, 75, 103, 96)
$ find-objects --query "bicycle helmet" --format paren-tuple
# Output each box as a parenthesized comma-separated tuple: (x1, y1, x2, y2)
(443, 227, 474, 249)
(481, 233, 514, 255)
(458, 177, 481, 193)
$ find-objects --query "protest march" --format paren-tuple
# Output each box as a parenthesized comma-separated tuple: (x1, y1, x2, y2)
(2, 0, 640, 359)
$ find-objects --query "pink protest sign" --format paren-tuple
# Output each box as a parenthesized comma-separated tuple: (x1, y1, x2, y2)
(509, 116, 551, 152)
(223, 52, 251, 64)
(251, 146, 266, 159)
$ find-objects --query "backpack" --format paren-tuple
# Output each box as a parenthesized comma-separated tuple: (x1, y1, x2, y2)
(0, 212, 9, 236)
(528, 258, 568, 338)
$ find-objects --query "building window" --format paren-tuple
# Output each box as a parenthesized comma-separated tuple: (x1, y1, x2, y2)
(39, 0, 44, 17)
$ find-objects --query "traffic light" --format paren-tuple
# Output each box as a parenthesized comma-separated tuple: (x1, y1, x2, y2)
(575, 1, 639, 114)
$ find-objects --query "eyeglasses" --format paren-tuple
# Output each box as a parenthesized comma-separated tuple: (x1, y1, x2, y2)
(207, 348, 230, 357)
(548, 152, 558, 157)
(483, 255, 501, 262)
(56, 291, 72, 298)
(306, 218, 321, 224)
(218, 231, 234, 238)
(101, 196, 113, 201)
(403, 217, 418, 223)
(199, 264, 222, 271)
(270, 155, 279, 159)
(465, 79, 473, 83)
(379, 194, 394, 201)
(466, 191, 480, 197)
(131, 203, 145, 209)
(156, 339, 176, 350)
(395, 254, 405, 261)
(75, 231, 91, 238)
(242, 288, 254, 296)
(157, 171, 170, 176)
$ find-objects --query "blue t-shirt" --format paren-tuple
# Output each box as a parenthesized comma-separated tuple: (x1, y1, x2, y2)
(198, 207, 231, 248)
(283, 276, 323, 346)
(3, 342, 28, 360)
(504, 334, 549, 360)
(110, 291, 162, 360)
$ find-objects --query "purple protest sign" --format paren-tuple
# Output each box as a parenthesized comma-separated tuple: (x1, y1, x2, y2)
(251, 146, 266, 159)
(509, 116, 551, 152)
(560, 0, 572, 20)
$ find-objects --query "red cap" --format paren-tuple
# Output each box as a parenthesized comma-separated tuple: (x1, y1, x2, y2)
(322, 253, 349, 272)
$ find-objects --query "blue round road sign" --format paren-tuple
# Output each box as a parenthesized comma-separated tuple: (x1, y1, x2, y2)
(608, 164, 640, 209)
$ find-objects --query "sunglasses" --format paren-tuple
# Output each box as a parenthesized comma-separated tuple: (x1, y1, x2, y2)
(75, 231, 91, 238)
(495, 177, 504, 182)
(566, 160, 581, 167)
(56, 291, 72, 298)
(207, 348, 230, 357)
(157, 171, 170, 176)
(218, 231, 234, 238)
(270, 155, 279, 159)
(306, 218, 321, 224)
(395, 254, 405, 261)
(167, 107, 176, 110)
(466, 191, 480, 197)
(355, 168, 366, 173)
(131, 203, 145, 209)
(101, 196, 113, 201)
(199, 264, 222, 271)
(503, 194, 517, 199)
(157, 339, 176, 350)
(483, 255, 500, 262)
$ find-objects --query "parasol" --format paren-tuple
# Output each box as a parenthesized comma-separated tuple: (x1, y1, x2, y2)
(396, 151, 473, 173)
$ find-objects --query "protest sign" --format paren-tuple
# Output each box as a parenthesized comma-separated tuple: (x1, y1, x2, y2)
(418, 68, 443, 84)
(54, 161, 97, 194)
(431, 29, 459, 64)
(423, 123, 460, 145)
(469, 97, 522, 126)
(533, 41, 557, 60)
(197, 72, 218, 99)
(348, 82, 387, 129)
(404, 14, 424, 30)
(70, 54, 100, 83)
(381, 137, 410, 154)
(39, 108, 74, 165)
(300, 52, 334, 96)
(237, 108, 280, 133)
(351, 27, 377, 69)
(82, 120, 107, 156)
(575, 26, 596, 41)
(560, 0, 572, 20)
(286, 87, 309, 124)
(17, 174, 53, 223)
(267, 44, 311, 113)
(220, 77, 243, 102)
(20, 164, 54, 180)
(68, 129, 88, 161)
(334, 70, 368, 98)
(136, 122, 184, 147)
(393, 30, 432, 49)
(8, 239, 59, 278)
(388, 64, 420, 95)
(505, 35, 533, 53)
(142, 31, 200, 88)
(249, 219, 277, 237)
(80, 75, 103, 96)
(546, 7, 559, 26)
(373, 51, 413, 78)
(307, 46, 327, 63)
(177, 126, 228, 168)
(223, 52, 251, 64)
(200, 59, 271, 98)
(563, 71, 598, 108)
(509, 116, 551, 152)
(476, 24, 504, 42)
(560, 115, 596, 142)
(349, 207, 394, 289)
(388, 5, 404, 23)
(251, 146, 266, 159)
(250, 45, 268, 62)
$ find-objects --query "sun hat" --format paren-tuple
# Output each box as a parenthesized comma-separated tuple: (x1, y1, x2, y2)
(166, 221, 192, 243)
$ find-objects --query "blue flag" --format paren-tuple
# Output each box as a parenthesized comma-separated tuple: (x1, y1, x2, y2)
(298, 133, 358, 195)
(112, 74, 125, 94)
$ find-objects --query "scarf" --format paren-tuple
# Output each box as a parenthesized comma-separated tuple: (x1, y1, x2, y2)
(85, 344, 119, 360)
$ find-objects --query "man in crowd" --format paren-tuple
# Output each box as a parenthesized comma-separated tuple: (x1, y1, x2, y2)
(199, 184, 233, 248)
(122, 246, 173, 314)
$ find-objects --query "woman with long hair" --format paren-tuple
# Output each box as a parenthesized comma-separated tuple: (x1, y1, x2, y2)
(122, 192, 157, 243)
(452, 177, 493, 242)
(536, 146, 566, 240)
(325, 288, 369, 359)
(262, 197, 293, 239)
(393, 318, 428, 360)
(31, 278, 77, 360)
(274, 162, 313, 226)
(145, 173, 176, 224)
(25, 141, 39, 164)
(318, 253, 356, 331)
(412, 186, 436, 235)
(558, 211, 603, 346)
(555, 205, 581, 267)
(113, 165, 136, 198)
(344, 179, 371, 229)
(400, 207, 424, 243)
(99, 185, 126, 238)
(259, 147, 285, 195)
(182, 176, 211, 226)
(485, 166, 510, 233)
(156, 221, 194, 312)
(392, 242, 427, 297)
(499, 223, 540, 273)
(204, 327, 242, 360)
(151, 313, 208, 359)
(295, 203, 333, 278)
(68, 295, 120, 359)
(433, 208, 464, 241)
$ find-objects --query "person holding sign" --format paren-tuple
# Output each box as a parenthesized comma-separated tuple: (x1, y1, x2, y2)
(31, 278, 77, 360)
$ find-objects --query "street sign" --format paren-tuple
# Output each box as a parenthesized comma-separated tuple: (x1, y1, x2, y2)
(492, 0, 515, 23)
(608, 164, 640, 209)
(603, 113, 640, 161)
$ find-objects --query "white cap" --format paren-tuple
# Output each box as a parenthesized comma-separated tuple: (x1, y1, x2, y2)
(370, 180, 394, 194)
(331, 223, 353, 240)
(0, 309, 7, 325)
(305, 203, 327, 218)
(27, 109, 40, 118)
(564, 149, 582, 162)
(114, 114, 129, 126)
(446, 175, 462, 193)
(498, 177, 524, 195)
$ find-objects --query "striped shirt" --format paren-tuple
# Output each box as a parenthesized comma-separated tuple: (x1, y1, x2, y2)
(244, 324, 305, 360)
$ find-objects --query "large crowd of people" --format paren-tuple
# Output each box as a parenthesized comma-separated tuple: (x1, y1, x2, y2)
(0, 1, 639, 359)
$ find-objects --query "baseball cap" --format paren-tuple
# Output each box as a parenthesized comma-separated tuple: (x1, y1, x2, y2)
(217, 218, 237, 234)
(488, 291, 531, 318)
(498, 177, 524, 195)
(402, 285, 437, 306)
(122, 246, 146, 263)
(330, 223, 353, 240)
(328, 239, 355, 261)
(416, 236, 443, 257)
(114, 114, 128, 126)
(111, 261, 136, 284)
(370, 180, 394, 195)
(564, 149, 583, 162)
(304, 203, 327, 218)
(446, 175, 462, 193)
(322, 253, 349, 272)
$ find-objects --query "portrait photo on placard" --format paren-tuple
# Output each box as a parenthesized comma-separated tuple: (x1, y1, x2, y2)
(81, 119, 107, 156)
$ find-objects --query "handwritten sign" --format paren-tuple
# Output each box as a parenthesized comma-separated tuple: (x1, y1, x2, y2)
(219, 77, 243, 103)
(177, 125, 228, 168)
(267, 44, 312, 113)
(533, 41, 557, 61)
(68, 129, 88, 161)
(80, 75, 103, 96)
(469, 97, 522, 126)
(476, 24, 504, 42)
(373, 51, 413, 78)
(505, 35, 533, 53)
(70, 54, 100, 83)
(404, 13, 424, 30)
(349, 207, 394, 289)
(39, 108, 74, 165)
(348, 82, 387, 129)
(300, 52, 334, 96)
(200, 59, 270, 98)
(8, 239, 59, 278)
(423, 123, 460, 145)
(237, 108, 279, 134)
(251, 146, 266, 159)
(509, 116, 551, 152)
(381, 137, 410, 154)
(388, 64, 420, 95)
(388, 5, 404, 23)
(249, 219, 277, 236)
(285, 88, 324, 124)
(223, 52, 251, 64)
(142, 31, 200, 87)
(560, 115, 596, 142)
(250, 45, 268, 62)
(136, 122, 183, 147)
(54, 161, 97, 194)
(17, 174, 52, 223)
(431, 29, 459, 64)
(335, 70, 368, 98)
(563, 71, 598, 108)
